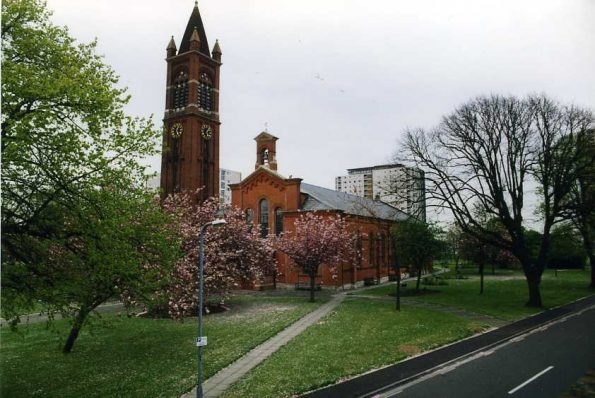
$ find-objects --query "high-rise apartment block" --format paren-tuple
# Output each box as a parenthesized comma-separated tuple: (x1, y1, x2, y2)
(220, 168, 241, 205)
(335, 164, 426, 221)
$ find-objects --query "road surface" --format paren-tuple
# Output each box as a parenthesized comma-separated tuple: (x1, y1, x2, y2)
(382, 304, 595, 398)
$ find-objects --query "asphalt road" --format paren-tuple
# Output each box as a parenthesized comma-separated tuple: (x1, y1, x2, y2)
(383, 304, 595, 398)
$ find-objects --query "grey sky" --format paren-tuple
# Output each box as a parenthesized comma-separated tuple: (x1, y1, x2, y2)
(46, 0, 594, 223)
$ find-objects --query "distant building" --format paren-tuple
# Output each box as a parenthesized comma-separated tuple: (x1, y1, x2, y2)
(146, 174, 161, 191)
(336, 164, 426, 221)
(220, 168, 241, 205)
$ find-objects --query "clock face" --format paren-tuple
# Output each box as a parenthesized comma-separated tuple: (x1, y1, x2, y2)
(201, 124, 213, 140)
(170, 123, 183, 139)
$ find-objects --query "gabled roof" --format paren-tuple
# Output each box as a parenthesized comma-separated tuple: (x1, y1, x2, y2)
(300, 183, 409, 222)
(178, 3, 211, 56)
(234, 165, 299, 188)
(254, 131, 279, 141)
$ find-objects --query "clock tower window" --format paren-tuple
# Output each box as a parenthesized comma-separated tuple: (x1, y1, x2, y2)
(172, 71, 189, 110)
(197, 72, 213, 111)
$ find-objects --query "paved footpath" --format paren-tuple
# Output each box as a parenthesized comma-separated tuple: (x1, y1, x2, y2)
(181, 271, 447, 398)
(0, 302, 125, 327)
(182, 294, 345, 398)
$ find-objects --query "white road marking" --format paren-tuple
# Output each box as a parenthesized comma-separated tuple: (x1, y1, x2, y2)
(374, 304, 595, 398)
(507, 366, 554, 395)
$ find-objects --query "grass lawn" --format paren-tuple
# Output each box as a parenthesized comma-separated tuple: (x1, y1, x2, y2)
(222, 298, 484, 398)
(0, 294, 324, 398)
(361, 269, 593, 320)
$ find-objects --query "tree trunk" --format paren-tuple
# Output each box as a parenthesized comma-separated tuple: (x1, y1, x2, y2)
(479, 262, 485, 295)
(63, 307, 89, 353)
(526, 276, 542, 307)
(309, 271, 316, 302)
(396, 271, 401, 311)
(491, 262, 495, 276)
(578, 226, 594, 288)
(416, 268, 422, 291)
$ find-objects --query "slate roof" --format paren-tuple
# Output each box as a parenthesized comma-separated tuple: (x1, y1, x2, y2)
(178, 3, 211, 56)
(300, 183, 409, 222)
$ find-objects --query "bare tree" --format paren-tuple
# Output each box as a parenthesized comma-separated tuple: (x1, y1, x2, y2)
(562, 128, 594, 286)
(400, 94, 592, 307)
(445, 223, 464, 278)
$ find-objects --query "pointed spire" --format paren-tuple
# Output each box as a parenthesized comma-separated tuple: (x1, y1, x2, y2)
(189, 26, 201, 50)
(179, 3, 210, 55)
(166, 36, 177, 57)
(212, 39, 222, 61)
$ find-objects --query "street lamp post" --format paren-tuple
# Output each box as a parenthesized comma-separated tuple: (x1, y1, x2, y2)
(197, 218, 226, 398)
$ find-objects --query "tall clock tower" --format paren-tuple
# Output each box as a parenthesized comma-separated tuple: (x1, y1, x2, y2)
(160, 2, 222, 202)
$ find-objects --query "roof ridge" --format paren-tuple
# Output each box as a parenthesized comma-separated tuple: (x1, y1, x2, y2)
(300, 183, 336, 210)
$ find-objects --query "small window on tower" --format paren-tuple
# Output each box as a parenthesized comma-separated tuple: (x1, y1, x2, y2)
(172, 71, 189, 110)
(198, 72, 213, 111)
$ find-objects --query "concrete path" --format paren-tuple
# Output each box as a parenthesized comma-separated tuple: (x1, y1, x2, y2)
(0, 302, 125, 327)
(182, 294, 345, 398)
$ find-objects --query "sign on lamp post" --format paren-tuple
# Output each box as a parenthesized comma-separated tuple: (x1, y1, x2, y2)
(196, 218, 226, 398)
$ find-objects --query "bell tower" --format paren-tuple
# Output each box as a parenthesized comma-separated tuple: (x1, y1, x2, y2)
(160, 2, 222, 202)
(254, 132, 279, 171)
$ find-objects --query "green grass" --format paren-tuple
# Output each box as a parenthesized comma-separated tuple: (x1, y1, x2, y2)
(222, 298, 483, 398)
(0, 295, 323, 398)
(361, 269, 593, 320)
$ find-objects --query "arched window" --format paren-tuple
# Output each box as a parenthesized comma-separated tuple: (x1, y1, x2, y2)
(275, 208, 283, 236)
(172, 71, 189, 110)
(245, 208, 253, 225)
(197, 72, 213, 111)
(261, 148, 269, 166)
(259, 199, 269, 238)
(369, 232, 375, 265)
(379, 234, 386, 266)
(355, 232, 363, 269)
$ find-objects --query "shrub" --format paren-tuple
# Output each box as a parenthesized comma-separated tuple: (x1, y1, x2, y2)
(547, 254, 585, 269)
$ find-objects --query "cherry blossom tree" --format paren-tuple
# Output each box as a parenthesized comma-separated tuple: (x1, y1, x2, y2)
(276, 212, 358, 302)
(157, 191, 276, 319)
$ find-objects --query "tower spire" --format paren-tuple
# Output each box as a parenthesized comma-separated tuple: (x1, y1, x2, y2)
(166, 36, 177, 57)
(179, 2, 210, 55)
(189, 26, 201, 50)
(212, 39, 222, 61)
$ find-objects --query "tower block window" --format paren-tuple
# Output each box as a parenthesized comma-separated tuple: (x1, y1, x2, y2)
(172, 71, 189, 110)
(259, 199, 269, 238)
(198, 72, 213, 111)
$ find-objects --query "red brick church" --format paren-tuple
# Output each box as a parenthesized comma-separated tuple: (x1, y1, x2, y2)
(161, 3, 409, 289)
(230, 133, 408, 288)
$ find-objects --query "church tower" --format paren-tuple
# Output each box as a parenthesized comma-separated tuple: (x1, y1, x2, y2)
(160, 2, 222, 202)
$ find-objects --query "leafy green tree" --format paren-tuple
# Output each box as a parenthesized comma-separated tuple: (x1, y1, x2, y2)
(1, 0, 178, 352)
(391, 219, 440, 292)
(548, 223, 586, 269)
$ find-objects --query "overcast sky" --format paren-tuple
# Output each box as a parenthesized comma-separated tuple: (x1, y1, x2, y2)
(46, 0, 594, 223)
